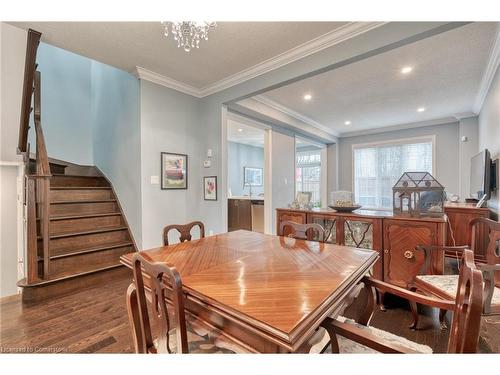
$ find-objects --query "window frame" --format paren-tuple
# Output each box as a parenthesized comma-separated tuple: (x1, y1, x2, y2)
(351, 135, 436, 210)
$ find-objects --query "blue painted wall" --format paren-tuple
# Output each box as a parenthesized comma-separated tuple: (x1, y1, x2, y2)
(228, 142, 264, 197)
(30, 42, 93, 165)
(91, 61, 142, 246)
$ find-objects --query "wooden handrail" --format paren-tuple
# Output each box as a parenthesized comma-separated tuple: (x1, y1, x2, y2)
(18, 29, 52, 281)
(18, 29, 41, 154)
(33, 71, 51, 177)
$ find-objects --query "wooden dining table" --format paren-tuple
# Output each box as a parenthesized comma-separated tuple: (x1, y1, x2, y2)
(120, 229, 378, 353)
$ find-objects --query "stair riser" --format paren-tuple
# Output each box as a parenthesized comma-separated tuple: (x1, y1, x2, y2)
(46, 245, 134, 276)
(49, 215, 124, 235)
(47, 230, 131, 256)
(21, 266, 129, 303)
(51, 176, 109, 187)
(50, 201, 119, 216)
(50, 189, 114, 201)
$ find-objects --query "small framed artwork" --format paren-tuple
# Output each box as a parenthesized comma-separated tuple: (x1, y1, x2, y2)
(203, 176, 217, 200)
(243, 167, 263, 186)
(161, 152, 188, 189)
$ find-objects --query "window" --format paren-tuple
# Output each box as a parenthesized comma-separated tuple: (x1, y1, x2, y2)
(296, 149, 322, 205)
(353, 138, 433, 209)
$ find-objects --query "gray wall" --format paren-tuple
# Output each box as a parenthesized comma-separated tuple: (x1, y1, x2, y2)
(0, 167, 20, 297)
(228, 141, 264, 196)
(479, 63, 500, 216)
(29, 42, 94, 165)
(140, 80, 205, 249)
(270, 131, 296, 234)
(326, 143, 338, 195)
(91, 61, 142, 246)
(458, 116, 479, 199)
(1, 23, 25, 163)
(0, 23, 26, 297)
(336, 121, 461, 197)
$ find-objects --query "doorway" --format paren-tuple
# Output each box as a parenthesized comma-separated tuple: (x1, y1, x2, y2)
(225, 113, 270, 233)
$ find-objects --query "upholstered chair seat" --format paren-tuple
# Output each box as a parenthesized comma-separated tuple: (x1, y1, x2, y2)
(152, 317, 236, 354)
(311, 317, 432, 354)
(416, 275, 500, 307)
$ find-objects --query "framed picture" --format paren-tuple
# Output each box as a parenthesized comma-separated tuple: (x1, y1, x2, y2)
(243, 167, 263, 186)
(203, 176, 217, 201)
(161, 152, 188, 189)
(296, 191, 312, 205)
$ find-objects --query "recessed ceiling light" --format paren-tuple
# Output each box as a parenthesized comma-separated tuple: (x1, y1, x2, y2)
(303, 94, 312, 101)
(237, 128, 243, 132)
(344, 121, 351, 125)
(417, 107, 426, 112)
(401, 66, 413, 74)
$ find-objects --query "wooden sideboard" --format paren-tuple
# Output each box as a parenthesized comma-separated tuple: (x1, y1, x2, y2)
(276, 208, 447, 287)
(443, 202, 491, 261)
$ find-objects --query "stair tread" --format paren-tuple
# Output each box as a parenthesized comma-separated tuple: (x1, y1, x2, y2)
(49, 212, 121, 220)
(50, 186, 111, 190)
(48, 241, 134, 259)
(17, 264, 124, 287)
(51, 174, 103, 178)
(50, 199, 116, 204)
(49, 226, 128, 239)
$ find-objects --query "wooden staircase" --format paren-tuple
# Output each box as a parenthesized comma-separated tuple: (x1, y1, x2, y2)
(16, 29, 137, 302)
(18, 158, 137, 302)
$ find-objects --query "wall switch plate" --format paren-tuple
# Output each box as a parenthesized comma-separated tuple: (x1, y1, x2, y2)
(204, 160, 211, 168)
(150, 175, 160, 184)
(207, 149, 213, 158)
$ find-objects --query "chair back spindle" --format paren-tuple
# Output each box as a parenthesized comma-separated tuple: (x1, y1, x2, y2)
(129, 253, 188, 353)
(447, 250, 483, 353)
(163, 221, 205, 246)
(280, 221, 325, 242)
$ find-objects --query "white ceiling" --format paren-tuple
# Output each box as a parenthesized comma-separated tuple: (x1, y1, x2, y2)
(258, 22, 499, 136)
(227, 119, 265, 148)
(9, 21, 347, 89)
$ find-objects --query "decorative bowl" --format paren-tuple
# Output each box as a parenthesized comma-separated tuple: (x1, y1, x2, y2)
(328, 204, 362, 212)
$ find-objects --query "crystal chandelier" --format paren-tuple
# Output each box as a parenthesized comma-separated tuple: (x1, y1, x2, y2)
(162, 21, 216, 52)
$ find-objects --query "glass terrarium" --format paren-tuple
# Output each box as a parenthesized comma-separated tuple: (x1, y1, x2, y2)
(393, 172, 445, 218)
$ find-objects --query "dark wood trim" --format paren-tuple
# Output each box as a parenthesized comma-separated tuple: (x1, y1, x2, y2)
(26, 177, 39, 283)
(18, 29, 41, 154)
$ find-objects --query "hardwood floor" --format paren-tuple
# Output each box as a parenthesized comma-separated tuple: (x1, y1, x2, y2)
(0, 274, 498, 353)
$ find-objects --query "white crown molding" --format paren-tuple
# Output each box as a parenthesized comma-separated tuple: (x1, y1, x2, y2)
(339, 117, 458, 138)
(135, 22, 386, 98)
(473, 23, 500, 113)
(134, 66, 202, 97)
(253, 95, 339, 137)
(198, 22, 386, 97)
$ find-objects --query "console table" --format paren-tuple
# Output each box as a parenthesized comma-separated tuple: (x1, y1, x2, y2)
(276, 208, 447, 287)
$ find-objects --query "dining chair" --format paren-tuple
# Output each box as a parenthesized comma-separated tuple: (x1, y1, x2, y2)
(411, 217, 500, 329)
(126, 253, 238, 353)
(163, 221, 205, 246)
(319, 249, 483, 353)
(280, 220, 326, 242)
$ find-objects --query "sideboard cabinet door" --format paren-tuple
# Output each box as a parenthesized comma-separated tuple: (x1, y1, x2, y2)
(383, 219, 442, 287)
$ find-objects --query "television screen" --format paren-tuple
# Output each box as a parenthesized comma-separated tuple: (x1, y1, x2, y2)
(470, 149, 491, 200)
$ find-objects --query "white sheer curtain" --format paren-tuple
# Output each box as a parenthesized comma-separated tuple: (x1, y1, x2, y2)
(353, 140, 433, 209)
